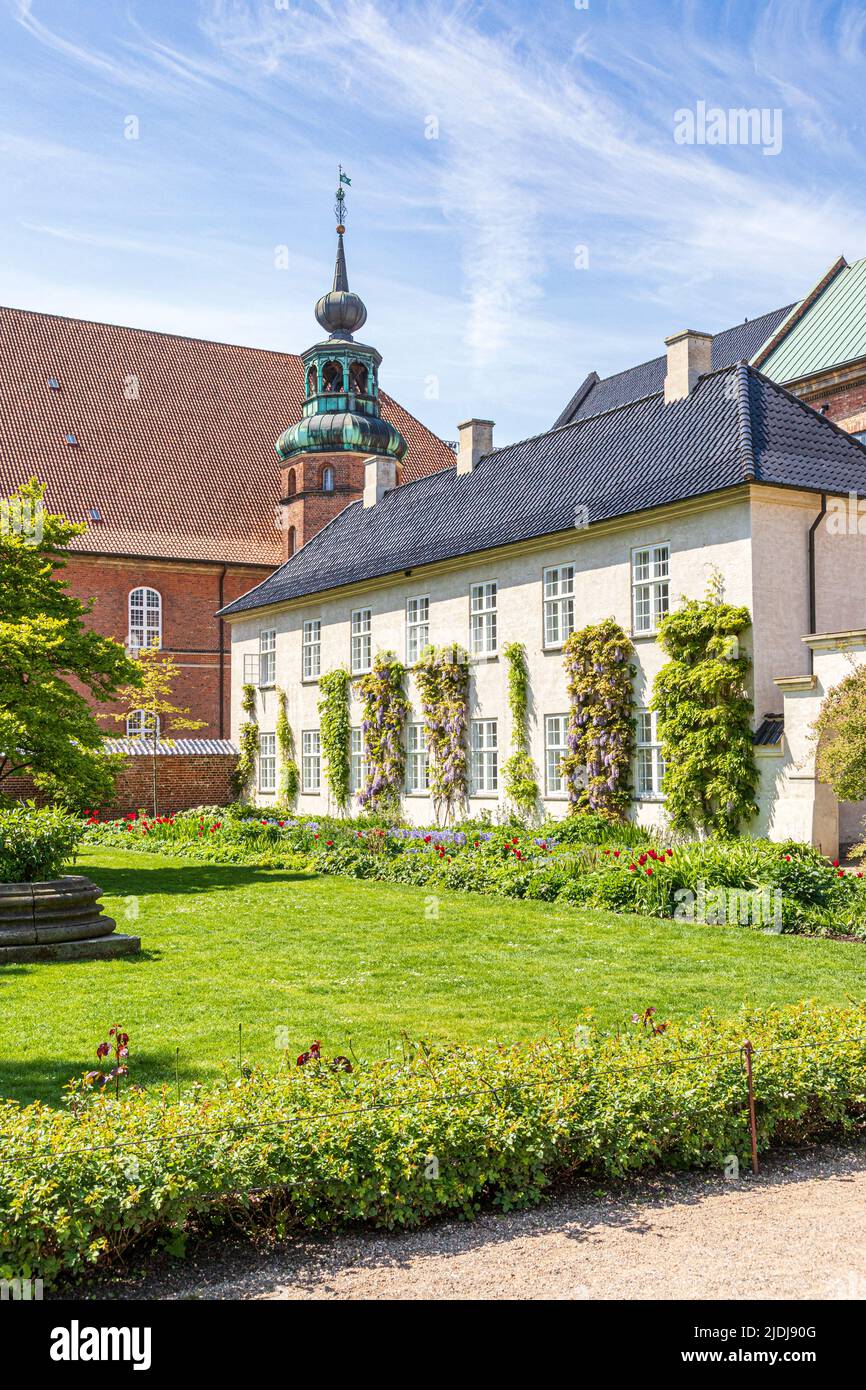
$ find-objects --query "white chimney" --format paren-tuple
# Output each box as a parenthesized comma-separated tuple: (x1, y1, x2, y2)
(456, 418, 494, 475)
(664, 330, 713, 402)
(363, 455, 398, 508)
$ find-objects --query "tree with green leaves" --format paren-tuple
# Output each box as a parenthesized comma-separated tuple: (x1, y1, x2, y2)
(812, 664, 866, 802)
(0, 479, 140, 809)
(651, 574, 758, 837)
(106, 647, 206, 816)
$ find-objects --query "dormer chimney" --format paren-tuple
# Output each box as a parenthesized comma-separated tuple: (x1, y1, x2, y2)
(664, 329, 713, 402)
(363, 455, 398, 507)
(456, 418, 494, 474)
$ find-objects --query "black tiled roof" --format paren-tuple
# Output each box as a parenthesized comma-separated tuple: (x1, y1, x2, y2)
(552, 305, 796, 428)
(753, 714, 784, 746)
(220, 362, 866, 617)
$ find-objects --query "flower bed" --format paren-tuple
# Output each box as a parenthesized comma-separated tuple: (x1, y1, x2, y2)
(1, 1002, 864, 1284)
(80, 808, 866, 938)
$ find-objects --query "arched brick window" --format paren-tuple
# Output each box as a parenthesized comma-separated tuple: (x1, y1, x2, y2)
(322, 466, 335, 493)
(287, 526, 297, 557)
(128, 586, 162, 651)
(126, 709, 160, 740)
(286, 468, 297, 496)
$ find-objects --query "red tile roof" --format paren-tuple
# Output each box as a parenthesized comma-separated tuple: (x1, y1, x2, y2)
(0, 305, 454, 565)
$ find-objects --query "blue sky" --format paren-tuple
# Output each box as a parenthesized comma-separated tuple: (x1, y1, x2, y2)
(1, 0, 865, 444)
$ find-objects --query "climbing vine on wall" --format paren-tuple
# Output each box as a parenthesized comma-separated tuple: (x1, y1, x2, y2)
(561, 619, 635, 819)
(651, 575, 758, 836)
(415, 644, 470, 824)
(317, 668, 352, 812)
(357, 652, 409, 814)
(275, 687, 299, 806)
(501, 641, 539, 815)
(235, 682, 258, 797)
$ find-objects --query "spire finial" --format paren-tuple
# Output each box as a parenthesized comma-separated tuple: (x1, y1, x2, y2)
(334, 164, 351, 232)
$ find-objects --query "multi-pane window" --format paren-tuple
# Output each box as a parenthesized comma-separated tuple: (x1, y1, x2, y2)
(470, 719, 498, 795)
(635, 710, 665, 797)
(406, 723, 429, 794)
(406, 596, 429, 665)
(302, 620, 321, 680)
(302, 730, 321, 792)
(351, 608, 372, 674)
(128, 587, 161, 651)
(350, 727, 368, 795)
(632, 544, 670, 634)
(259, 628, 276, 687)
(470, 582, 497, 656)
(545, 714, 569, 796)
(258, 732, 277, 794)
(126, 709, 159, 741)
(543, 566, 575, 647)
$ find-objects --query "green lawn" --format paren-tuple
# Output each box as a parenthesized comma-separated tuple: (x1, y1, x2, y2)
(2, 847, 864, 1107)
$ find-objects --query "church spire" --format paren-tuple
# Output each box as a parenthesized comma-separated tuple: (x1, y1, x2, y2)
(315, 167, 367, 340)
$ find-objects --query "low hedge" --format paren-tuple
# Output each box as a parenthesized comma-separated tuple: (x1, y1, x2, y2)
(1, 1002, 864, 1285)
(0, 804, 82, 883)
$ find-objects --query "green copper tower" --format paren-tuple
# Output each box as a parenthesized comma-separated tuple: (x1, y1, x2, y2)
(276, 171, 408, 463)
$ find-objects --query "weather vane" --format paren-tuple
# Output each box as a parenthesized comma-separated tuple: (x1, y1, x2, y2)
(335, 164, 351, 232)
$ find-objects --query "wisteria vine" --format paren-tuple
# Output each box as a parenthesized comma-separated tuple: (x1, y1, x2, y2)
(414, 643, 470, 824)
(561, 619, 635, 818)
(357, 652, 409, 814)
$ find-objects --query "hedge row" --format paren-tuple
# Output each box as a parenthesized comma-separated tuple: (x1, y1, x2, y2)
(1, 1003, 864, 1285)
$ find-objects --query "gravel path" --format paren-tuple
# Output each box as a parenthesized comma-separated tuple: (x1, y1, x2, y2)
(92, 1138, 866, 1302)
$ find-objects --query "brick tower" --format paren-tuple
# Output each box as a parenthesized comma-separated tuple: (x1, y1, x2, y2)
(275, 172, 407, 559)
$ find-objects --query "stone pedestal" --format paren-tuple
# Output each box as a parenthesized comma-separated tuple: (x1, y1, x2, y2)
(0, 876, 140, 962)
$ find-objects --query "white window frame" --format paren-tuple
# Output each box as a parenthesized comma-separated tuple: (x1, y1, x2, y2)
(635, 709, 665, 799)
(543, 565, 574, 649)
(544, 714, 569, 797)
(470, 719, 498, 796)
(350, 726, 368, 794)
(126, 709, 160, 741)
(470, 581, 498, 657)
(631, 544, 670, 635)
(406, 595, 430, 665)
(351, 607, 372, 674)
(322, 466, 335, 493)
(405, 722, 429, 795)
(258, 732, 277, 794)
(259, 628, 276, 688)
(301, 730, 321, 793)
(128, 586, 162, 652)
(302, 619, 321, 681)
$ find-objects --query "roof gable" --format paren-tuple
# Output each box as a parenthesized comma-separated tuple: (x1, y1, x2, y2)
(757, 257, 866, 383)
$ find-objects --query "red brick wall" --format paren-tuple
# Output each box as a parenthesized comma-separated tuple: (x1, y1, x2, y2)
(4, 753, 239, 816)
(788, 369, 866, 436)
(63, 555, 273, 738)
(278, 451, 397, 558)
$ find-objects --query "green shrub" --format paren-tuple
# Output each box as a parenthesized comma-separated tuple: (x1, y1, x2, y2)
(0, 804, 82, 882)
(1, 1003, 864, 1285)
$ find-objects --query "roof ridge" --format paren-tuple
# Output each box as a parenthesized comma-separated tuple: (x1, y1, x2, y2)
(751, 258, 847, 369)
(735, 360, 756, 481)
(0, 302, 307, 360)
(747, 358, 866, 457)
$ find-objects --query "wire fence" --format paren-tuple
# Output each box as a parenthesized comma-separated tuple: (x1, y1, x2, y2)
(4, 1029, 865, 1173)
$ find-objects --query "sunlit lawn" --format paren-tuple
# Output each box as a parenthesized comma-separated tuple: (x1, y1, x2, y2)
(1, 847, 864, 1106)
